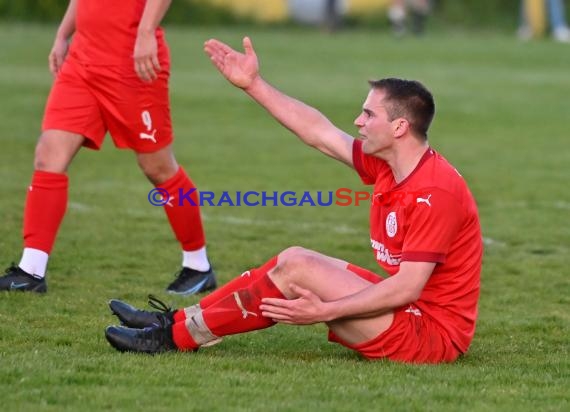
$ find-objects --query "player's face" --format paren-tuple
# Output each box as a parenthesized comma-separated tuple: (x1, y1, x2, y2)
(354, 89, 396, 156)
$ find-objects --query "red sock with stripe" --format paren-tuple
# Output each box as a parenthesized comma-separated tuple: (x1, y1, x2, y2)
(23, 171, 68, 253)
(172, 256, 278, 323)
(172, 257, 284, 350)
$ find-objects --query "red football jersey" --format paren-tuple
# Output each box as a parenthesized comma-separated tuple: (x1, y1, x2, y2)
(352, 140, 483, 354)
(70, 0, 169, 66)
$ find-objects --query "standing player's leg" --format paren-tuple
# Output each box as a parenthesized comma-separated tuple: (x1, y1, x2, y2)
(0, 57, 105, 293)
(0, 131, 83, 293)
(136, 145, 216, 295)
(95, 63, 216, 296)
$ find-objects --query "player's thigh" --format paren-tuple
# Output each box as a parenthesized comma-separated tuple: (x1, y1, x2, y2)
(92, 66, 173, 153)
(327, 312, 394, 346)
(327, 262, 393, 345)
(272, 247, 376, 301)
(330, 306, 460, 363)
(42, 57, 106, 151)
(273, 248, 395, 347)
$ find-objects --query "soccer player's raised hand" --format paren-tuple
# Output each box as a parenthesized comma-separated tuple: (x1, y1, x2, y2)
(48, 36, 69, 77)
(204, 37, 259, 90)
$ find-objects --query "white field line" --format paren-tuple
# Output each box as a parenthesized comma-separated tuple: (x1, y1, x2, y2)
(70, 198, 570, 247)
(483, 237, 506, 247)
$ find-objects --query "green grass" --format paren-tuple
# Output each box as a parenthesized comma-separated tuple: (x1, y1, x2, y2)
(0, 24, 569, 411)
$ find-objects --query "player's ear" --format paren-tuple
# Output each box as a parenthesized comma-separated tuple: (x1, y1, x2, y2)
(393, 118, 409, 138)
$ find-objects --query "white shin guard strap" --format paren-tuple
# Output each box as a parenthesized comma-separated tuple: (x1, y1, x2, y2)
(183, 304, 201, 319)
(184, 310, 219, 346)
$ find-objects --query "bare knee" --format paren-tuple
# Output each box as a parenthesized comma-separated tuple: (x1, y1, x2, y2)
(34, 130, 83, 173)
(277, 246, 310, 262)
(270, 247, 321, 288)
(136, 147, 178, 185)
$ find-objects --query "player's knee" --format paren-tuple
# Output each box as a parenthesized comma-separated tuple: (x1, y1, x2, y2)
(34, 137, 65, 173)
(34, 131, 82, 173)
(278, 246, 307, 261)
(137, 158, 178, 185)
(274, 247, 320, 280)
(278, 246, 317, 266)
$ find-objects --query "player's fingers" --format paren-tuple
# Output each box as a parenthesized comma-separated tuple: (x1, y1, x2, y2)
(243, 36, 255, 56)
(48, 52, 57, 75)
(261, 297, 291, 307)
(204, 43, 226, 62)
(260, 310, 291, 321)
(206, 39, 233, 54)
(56, 54, 65, 72)
(203, 41, 214, 55)
(135, 61, 146, 81)
(136, 59, 155, 82)
(48, 61, 56, 76)
(140, 56, 157, 80)
(151, 54, 161, 73)
(208, 53, 224, 67)
(259, 302, 285, 312)
(140, 68, 150, 82)
(145, 62, 157, 81)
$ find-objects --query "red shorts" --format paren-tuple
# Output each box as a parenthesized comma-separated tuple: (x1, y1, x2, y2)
(42, 55, 173, 153)
(328, 264, 461, 364)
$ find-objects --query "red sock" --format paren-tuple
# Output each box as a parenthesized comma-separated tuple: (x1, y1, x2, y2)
(158, 166, 205, 251)
(172, 256, 278, 324)
(172, 321, 199, 351)
(23, 171, 68, 253)
(171, 258, 284, 350)
(204, 274, 285, 335)
(173, 310, 187, 323)
(199, 256, 278, 309)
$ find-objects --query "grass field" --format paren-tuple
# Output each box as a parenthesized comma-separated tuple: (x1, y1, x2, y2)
(0, 23, 568, 411)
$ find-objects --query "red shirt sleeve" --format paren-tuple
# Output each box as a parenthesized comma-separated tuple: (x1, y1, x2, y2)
(401, 189, 464, 263)
(352, 140, 390, 185)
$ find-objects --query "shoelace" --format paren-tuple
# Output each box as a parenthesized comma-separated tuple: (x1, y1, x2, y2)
(134, 325, 167, 348)
(146, 295, 175, 335)
(144, 297, 176, 349)
(147, 294, 172, 313)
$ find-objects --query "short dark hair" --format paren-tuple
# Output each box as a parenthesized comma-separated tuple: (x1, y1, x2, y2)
(368, 78, 435, 140)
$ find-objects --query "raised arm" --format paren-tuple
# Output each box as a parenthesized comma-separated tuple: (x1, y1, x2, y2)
(204, 37, 355, 167)
(49, 0, 78, 76)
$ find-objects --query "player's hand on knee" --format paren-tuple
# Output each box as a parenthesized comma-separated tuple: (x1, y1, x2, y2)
(260, 283, 330, 325)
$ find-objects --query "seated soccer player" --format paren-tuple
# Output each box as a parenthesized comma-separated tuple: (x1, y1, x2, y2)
(104, 37, 482, 364)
